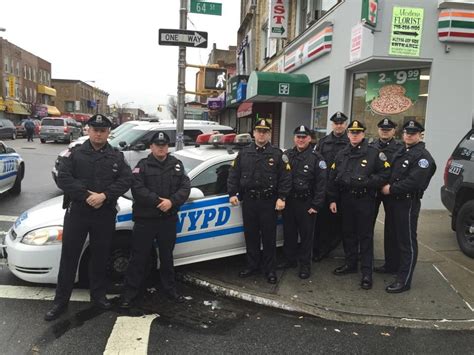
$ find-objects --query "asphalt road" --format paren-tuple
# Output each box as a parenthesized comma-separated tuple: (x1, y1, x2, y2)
(0, 137, 473, 354)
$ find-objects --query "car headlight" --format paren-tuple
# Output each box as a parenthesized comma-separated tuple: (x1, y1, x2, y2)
(21, 226, 63, 246)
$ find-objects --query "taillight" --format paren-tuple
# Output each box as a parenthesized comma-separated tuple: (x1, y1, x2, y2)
(444, 157, 452, 186)
(64, 126, 69, 133)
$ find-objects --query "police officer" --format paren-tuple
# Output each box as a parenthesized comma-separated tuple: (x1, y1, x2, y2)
(381, 120, 436, 293)
(120, 131, 190, 307)
(45, 114, 133, 321)
(370, 118, 403, 274)
(228, 119, 291, 284)
(280, 125, 327, 279)
(313, 111, 350, 261)
(328, 120, 390, 290)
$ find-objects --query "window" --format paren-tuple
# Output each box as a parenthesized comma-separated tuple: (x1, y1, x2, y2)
(4, 56, 9, 72)
(16, 62, 20, 76)
(191, 161, 232, 197)
(65, 101, 75, 112)
(261, 20, 269, 64)
(312, 80, 330, 141)
(24, 87, 28, 101)
(297, 0, 340, 35)
(28, 67, 32, 80)
(33, 69, 36, 82)
(24, 65, 27, 79)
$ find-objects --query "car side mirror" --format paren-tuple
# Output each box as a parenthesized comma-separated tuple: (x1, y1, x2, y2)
(131, 143, 146, 151)
(188, 187, 204, 201)
(118, 141, 128, 148)
(5, 147, 15, 154)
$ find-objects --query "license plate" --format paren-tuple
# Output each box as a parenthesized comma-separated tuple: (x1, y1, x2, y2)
(448, 162, 463, 175)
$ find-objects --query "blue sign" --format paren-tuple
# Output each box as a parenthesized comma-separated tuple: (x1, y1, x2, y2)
(237, 83, 247, 102)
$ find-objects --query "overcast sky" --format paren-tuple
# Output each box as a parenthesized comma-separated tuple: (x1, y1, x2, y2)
(2, 0, 240, 118)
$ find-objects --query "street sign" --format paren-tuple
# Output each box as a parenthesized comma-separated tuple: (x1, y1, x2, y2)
(190, 0, 222, 16)
(158, 29, 208, 48)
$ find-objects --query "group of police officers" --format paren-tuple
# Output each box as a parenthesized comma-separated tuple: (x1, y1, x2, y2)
(44, 110, 436, 321)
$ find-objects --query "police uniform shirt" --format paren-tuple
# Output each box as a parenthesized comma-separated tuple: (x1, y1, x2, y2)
(316, 132, 350, 166)
(227, 142, 292, 200)
(389, 141, 436, 195)
(131, 153, 191, 219)
(370, 138, 403, 163)
(57, 140, 133, 206)
(285, 145, 327, 210)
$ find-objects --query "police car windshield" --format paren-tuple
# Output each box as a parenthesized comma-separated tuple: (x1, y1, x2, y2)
(109, 128, 148, 149)
(171, 154, 201, 174)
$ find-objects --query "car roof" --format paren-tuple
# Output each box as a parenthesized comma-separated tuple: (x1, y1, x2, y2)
(173, 145, 237, 162)
(129, 122, 233, 132)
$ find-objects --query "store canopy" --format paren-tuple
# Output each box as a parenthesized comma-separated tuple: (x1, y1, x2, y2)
(37, 85, 57, 96)
(5, 100, 30, 115)
(46, 105, 61, 116)
(236, 102, 276, 119)
(246, 71, 312, 103)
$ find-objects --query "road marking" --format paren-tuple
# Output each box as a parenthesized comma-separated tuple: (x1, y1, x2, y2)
(0, 285, 90, 302)
(432, 264, 474, 312)
(104, 314, 158, 354)
(0, 215, 17, 222)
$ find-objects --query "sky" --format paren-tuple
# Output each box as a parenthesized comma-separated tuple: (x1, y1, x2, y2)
(1, 0, 240, 118)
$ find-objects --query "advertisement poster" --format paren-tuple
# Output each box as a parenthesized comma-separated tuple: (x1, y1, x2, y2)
(350, 23, 363, 62)
(366, 69, 420, 115)
(389, 7, 424, 57)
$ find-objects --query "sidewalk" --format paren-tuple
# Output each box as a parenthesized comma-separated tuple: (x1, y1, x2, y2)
(179, 210, 474, 330)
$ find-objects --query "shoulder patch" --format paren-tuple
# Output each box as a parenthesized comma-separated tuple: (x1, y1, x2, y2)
(379, 152, 387, 161)
(418, 159, 429, 169)
(282, 154, 289, 164)
(319, 160, 327, 169)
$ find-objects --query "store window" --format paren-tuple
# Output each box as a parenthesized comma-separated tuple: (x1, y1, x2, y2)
(351, 68, 429, 139)
(312, 80, 330, 141)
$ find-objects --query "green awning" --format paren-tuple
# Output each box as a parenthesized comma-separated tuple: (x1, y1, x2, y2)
(246, 71, 312, 103)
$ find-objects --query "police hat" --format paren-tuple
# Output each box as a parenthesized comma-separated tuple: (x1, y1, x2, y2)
(329, 111, 348, 123)
(293, 125, 312, 136)
(150, 131, 170, 145)
(347, 120, 366, 132)
(377, 117, 397, 129)
(403, 120, 424, 133)
(87, 114, 112, 128)
(254, 119, 271, 130)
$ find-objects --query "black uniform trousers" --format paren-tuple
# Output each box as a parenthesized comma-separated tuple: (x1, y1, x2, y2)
(387, 197, 421, 287)
(26, 128, 34, 142)
(54, 204, 117, 305)
(283, 197, 316, 270)
(124, 216, 177, 298)
(242, 196, 278, 274)
(340, 192, 375, 276)
(313, 198, 343, 259)
(373, 194, 400, 271)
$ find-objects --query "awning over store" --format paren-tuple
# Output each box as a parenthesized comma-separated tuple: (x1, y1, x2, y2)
(37, 85, 57, 96)
(5, 99, 31, 115)
(237, 102, 253, 118)
(246, 71, 312, 103)
(236, 102, 276, 119)
(46, 105, 61, 116)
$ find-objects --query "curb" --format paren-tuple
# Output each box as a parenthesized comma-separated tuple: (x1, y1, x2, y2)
(179, 273, 474, 331)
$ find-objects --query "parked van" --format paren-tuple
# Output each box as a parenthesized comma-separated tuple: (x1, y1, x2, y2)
(40, 117, 82, 143)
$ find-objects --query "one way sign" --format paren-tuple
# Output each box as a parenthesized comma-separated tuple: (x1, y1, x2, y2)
(159, 29, 208, 48)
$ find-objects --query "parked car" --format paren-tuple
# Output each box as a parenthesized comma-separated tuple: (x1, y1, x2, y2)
(3, 134, 282, 286)
(0, 118, 17, 140)
(441, 129, 474, 258)
(15, 119, 41, 138)
(40, 117, 82, 143)
(0, 140, 25, 195)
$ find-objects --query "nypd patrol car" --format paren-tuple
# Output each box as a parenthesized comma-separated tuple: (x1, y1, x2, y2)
(4, 133, 283, 285)
(0, 141, 24, 195)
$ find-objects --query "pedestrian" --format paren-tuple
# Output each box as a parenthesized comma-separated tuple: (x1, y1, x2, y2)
(120, 131, 190, 308)
(227, 119, 291, 284)
(279, 125, 327, 279)
(313, 111, 350, 261)
(24, 117, 35, 142)
(371, 118, 403, 274)
(381, 120, 436, 293)
(329, 120, 390, 290)
(45, 114, 133, 321)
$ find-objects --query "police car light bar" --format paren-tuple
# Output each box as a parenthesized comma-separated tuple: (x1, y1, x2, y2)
(195, 132, 251, 147)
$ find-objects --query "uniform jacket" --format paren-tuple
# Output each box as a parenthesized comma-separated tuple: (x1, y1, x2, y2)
(328, 139, 391, 203)
(316, 132, 350, 166)
(284, 145, 327, 210)
(227, 142, 292, 200)
(369, 138, 403, 163)
(132, 153, 191, 219)
(58, 140, 133, 208)
(389, 141, 436, 196)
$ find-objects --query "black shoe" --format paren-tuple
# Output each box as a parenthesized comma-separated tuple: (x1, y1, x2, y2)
(266, 272, 277, 284)
(374, 265, 397, 274)
(92, 297, 112, 310)
(386, 281, 410, 294)
(298, 270, 310, 279)
(360, 275, 373, 290)
(166, 291, 185, 303)
(44, 303, 68, 321)
(238, 268, 259, 278)
(277, 260, 297, 270)
(333, 264, 357, 275)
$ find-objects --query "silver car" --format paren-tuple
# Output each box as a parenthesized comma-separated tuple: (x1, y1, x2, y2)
(40, 117, 82, 143)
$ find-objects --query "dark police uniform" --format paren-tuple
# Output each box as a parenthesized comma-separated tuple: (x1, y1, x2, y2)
(122, 131, 190, 305)
(370, 118, 403, 273)
(53, 114, 133, 311)
(328, 120, 391, 289)
(282, 125, 327, 278)
(227, 119, 291, 283)
(313, 112, 349, 260)
(385, 120, 436, 293)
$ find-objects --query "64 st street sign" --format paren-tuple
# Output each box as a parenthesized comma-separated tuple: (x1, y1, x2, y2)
(159, 29, 208, 48)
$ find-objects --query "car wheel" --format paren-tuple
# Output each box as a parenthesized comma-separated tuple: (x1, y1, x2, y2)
(11, 131, 16, 140)
(10, 164, 24, 195)
(67, 134, 73, 143)
(40, 139, 46, 143)
(455, 201, 474, 258)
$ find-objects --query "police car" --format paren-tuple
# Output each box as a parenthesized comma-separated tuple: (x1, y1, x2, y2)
(4, 133, 283, 285)
(0, 141, 24, 195)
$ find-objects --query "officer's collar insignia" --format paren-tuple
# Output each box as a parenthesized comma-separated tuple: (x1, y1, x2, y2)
(281, 154, 289, 164)
(362, 159, 368, 164)
(409, 121, 415, 128)
(337, 112, 341, 118)
(269, 157, 275, 162)
(304, 164, 309, 169)
(384, 119, 388, 125)
(175, 163, 181, 171)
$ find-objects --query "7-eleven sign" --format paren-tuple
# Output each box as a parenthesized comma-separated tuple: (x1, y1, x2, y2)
(361, 0, 378, 27)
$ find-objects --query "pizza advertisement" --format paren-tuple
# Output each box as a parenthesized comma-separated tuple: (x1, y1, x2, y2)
(366, 69, 421, 116)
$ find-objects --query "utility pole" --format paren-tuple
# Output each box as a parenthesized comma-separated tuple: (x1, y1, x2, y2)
(176, 0, 187, 151)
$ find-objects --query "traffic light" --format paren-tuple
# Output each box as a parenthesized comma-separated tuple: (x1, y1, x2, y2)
(204, 68, 227, 90)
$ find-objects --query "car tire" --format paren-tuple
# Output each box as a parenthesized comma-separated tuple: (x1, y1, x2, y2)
(10, 164, 24, 195)
(455, 201, 474, 258)
(11, 131, 16, 140)
(40, 139, 46, 143)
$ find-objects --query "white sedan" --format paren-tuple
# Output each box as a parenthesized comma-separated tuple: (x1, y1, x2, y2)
(0, 141, 24, 195)
(4, 139, 283, 285)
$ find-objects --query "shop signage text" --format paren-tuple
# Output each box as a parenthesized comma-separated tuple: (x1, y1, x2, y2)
(8, 76, 15, 98)
(389, 7, 424, 57)
(350, 23, 363, 62)
(269, 0, 288, 39)
(190, 0, 222, 16)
